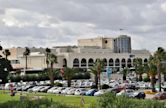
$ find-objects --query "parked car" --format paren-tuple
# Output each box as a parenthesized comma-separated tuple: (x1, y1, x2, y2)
(130, 92, 146, 99)
(153, 92, 166, 100)
(16, 86, 23, 91)
(109, 86, 124, 93)
(39, 86, 51, 92)
(116, 89, 134, 97)
(85, 89, 97, 96)
(22, 85, 34, 91)
(75, 88, 87, 95)
(94, 90, 105, 96)
(125, 84, 139, 90)
(62, 88, 71, 94)
(27, 86, 39, 92)
(33, 86, 45, 92)
(67, 88, 76, 95)
(47, 87, 58, 93)
(53, 87, 65, 94)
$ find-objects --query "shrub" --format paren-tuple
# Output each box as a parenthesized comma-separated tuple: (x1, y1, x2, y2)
(54, 82, 63, 87)
(143, 77, 150, 82)
(0, 99, 76, 108)
(72, 72, 90, 79)
(90, 93, 166, 108)
(91, 85, 97, 89)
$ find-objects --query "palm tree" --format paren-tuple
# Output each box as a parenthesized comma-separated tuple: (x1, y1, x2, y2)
(3, 49, 11, 60)
(143, 63, 150, 81)
(0, 58, 13, 83)
(89, 59, 104, 89)
(148, 56, 157, 92)
(63, 67, 77, 87)
(161, 64, 166, 82)
(23, 47, 30, 69)
(45, 48, 51, 69)
(89, 65, 98, 89)
(133, 58, 144, 81)
(122, 67, 128, 81)
(153, 47, 166, 92)
(47, 53, 57, 86)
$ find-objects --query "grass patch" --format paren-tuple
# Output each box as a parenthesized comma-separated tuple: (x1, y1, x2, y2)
(0, 90, 97, 108)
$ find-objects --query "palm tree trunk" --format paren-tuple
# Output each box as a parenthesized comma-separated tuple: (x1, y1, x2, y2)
(123, 74, 126, 81)
(136, 74, 139, 81)
(157, 64, 161, 92)
(67, 78, 71, 87)
(46, 53, 48, 69)
(147, 73, 150, 81)
(95, 74, 98, 89)
(151, 76, 156, 92)
(49, 63, 54, 86)
(25, 56, 28, 69)
(139, 74, 143, 81)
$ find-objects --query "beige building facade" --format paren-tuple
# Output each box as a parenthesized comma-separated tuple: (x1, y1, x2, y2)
(78, 37, 114, 50)
(0, 36, 151, 72)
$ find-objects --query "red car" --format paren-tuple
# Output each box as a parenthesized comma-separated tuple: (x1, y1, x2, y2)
(153, 92, 166, 100)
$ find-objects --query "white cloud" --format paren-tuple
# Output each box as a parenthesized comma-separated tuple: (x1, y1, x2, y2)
(161, 2, 166, 12)
(0, 0, 165, 52)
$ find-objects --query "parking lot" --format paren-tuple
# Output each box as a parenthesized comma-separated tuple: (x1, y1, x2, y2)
(1, 74, 165, 100)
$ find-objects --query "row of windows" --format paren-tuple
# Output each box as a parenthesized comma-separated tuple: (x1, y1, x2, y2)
(71, 58, 148, 67)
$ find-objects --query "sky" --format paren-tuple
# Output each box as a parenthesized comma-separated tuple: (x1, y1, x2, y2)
(0, 0, 166, 52)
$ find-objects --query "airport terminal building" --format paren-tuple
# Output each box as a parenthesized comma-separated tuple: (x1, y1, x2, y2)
(0, 35, 151, 73)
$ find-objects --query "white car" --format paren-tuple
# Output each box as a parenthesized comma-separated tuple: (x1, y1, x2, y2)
(94, 90, 105, 96)
(52, 87, 65, 94)
(116, 89, 134, 96)
(33, 86, 44, 92)
(47, 87, 58, 93)
(75, 88, 87, 95)
(61, 88, 71, 94)
(67, 88, 76, 95)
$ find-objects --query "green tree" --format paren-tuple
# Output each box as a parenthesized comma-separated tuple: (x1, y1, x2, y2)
(133, 58, 144, 81)
(0, 58, 13, 83)
(63, 67, 78, 87)
(148, 56, 157, 92)
(161, 64, 166, 82)
(0, 45, 13, 83)
(143, 63, 150, 81)
(47, 53, 57, 86)
(153, 47, 166, 92)
(23, 47, 30, 69)
(122, 67, 129, 81)
(89, 59, 104, 89)
(2, 49, 11, 60)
